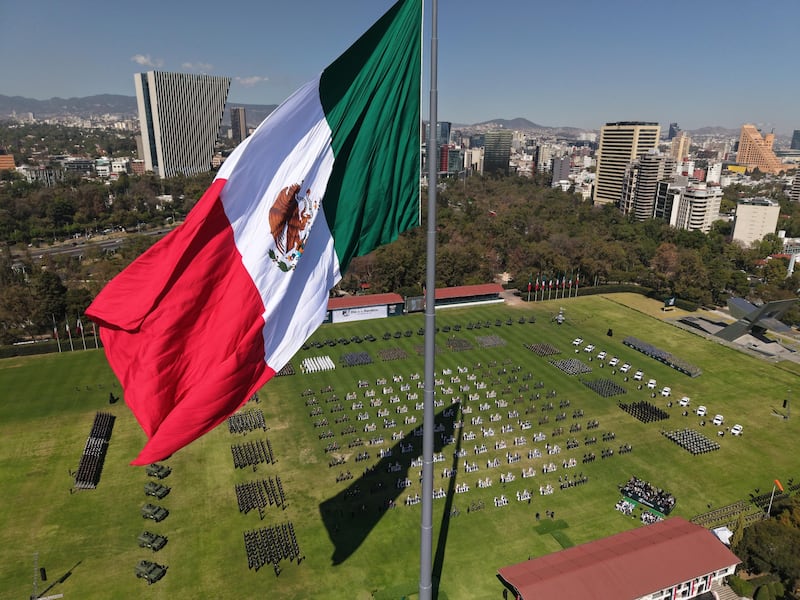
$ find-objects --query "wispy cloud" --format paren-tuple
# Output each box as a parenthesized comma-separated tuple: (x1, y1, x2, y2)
(182, 62, 214, 72)
(234, 76, 268, 87)
(131, 54, 163, 68)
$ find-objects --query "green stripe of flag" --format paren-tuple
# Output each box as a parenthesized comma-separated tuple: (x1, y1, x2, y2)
(319, 0, 422, 271)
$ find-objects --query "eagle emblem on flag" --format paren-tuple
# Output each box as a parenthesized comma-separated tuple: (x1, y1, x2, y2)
(268, 184, 318, 271)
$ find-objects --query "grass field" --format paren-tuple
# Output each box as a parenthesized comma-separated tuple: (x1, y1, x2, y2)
(2, 294, 799, 600)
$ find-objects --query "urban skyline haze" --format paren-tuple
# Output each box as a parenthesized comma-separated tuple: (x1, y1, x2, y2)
(1, 0, 797, 134)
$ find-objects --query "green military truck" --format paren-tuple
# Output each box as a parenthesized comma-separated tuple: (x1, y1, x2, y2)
(137, 530, 168, 551)
(144, 481, 171, 499)
(135, 560, 167, 584)
(141, 503, 169, 522)
(145, 463, 171, 479)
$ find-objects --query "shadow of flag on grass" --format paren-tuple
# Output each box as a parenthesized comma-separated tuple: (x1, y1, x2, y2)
(319, 406, 456, 564)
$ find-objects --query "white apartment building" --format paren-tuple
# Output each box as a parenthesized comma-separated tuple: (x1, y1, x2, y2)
(670, 183, 723, 233)
(732, 197, 780, 247)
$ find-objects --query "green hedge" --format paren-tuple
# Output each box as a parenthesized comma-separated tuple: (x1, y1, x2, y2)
(728, 574, 755, 598)
(0, 339, 101, 359)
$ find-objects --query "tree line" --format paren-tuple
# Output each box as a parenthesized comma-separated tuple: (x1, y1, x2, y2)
(1, 126, 799, 343)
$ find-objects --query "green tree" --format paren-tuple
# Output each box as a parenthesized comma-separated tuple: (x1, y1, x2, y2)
(30, 271, 67, 330)
(730, 512, 746, 549)
(754, 584, 774, 600)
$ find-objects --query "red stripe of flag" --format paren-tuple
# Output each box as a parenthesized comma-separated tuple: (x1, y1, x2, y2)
(92, 180, 274, 465)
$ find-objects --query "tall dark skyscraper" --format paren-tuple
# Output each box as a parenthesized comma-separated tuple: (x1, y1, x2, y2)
(668, 123, 680, 140)
(483, 130, 513, 176)
(231, 107, 248, 146)
(134, 71, 230, 178)
(791, 130, 800, 151)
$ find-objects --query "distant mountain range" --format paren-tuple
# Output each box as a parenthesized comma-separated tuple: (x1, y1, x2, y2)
(467, 117, 590, 137)
(0, 94, 278, 128)
(0, 94, 138, 119)
(0, 94, 744, 138)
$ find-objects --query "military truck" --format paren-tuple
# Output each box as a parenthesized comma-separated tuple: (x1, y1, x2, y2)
(141, 503, 169, 522)
(137, 530, 168, 551)
(144, 481, 171, 499)
(145, 463, 171, 479)
(135, 560, 167, 584)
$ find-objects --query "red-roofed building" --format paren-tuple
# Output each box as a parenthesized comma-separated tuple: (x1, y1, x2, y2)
(325, 293, 405, 324)
(433, 283, 504, 303)
(498, 517, 740, 600)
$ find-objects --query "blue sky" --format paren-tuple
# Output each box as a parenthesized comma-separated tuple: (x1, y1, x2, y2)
(1, 0, 797, 135)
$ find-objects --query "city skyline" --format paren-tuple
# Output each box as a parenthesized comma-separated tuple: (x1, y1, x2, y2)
(1, 0, 798, 135)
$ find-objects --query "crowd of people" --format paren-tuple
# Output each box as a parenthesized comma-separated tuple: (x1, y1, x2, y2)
(341, 352, 373, 367)
(619, 476, 676, 515)
(583, 378, 626, 398)
(243, 522, 302, 576)
(618, 400, 669, 423)
(235, 476, 287, 516)
(227, 409, 267, 434)
(551, 358, 592, 376)
(74, 411, 115, 490)
(231, 439, 275, 470)
(661, 428, 720, 455)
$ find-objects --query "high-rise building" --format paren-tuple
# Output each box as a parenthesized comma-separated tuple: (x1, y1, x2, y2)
(732, 197, 780, 246)
(437, 144, 463, 175)
(593, 122, 660, 206)
(668, 122, 681, 140)
(655, 181, 681, 221)
(670, 131, 691, 163)
(620, 150, 676, 220)
(134, 71, 231, 178)
(483, 130, 513, 176)
(791, 130, 800, 151)
(463, 147, 483, 174)
(535, 145, 553, 173)
(231, 106, 248, 146)
(424, 121, 451, 146)
(791, 176, 800, 203)
(735, 124, 785, 174)
(446, 146, 463, 175)
(551, 156, 571, 187)
(670, 183, 723, 233)
(706, 163, 723, 185)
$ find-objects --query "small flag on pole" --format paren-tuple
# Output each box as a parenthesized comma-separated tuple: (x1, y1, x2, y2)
(775, 478, 784, 492)
(52, 314, 62, 353)
(65, 318, 74, 352)
(77, 317, 87, 350)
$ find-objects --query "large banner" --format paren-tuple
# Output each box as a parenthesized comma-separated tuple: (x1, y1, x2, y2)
(332, 304, 388, 323)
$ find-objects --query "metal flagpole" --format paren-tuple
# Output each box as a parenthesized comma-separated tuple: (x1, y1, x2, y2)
(65, 317, 74, 352)
(419, 0, 437, 597)
(78, 317, 87, 350)
(765, 483, 777, 519)
(52, 314, 61, 353)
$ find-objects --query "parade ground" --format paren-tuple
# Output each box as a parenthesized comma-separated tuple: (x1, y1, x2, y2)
(1, 294, 798, 600)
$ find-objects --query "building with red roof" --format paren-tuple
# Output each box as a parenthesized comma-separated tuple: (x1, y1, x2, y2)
(498, 517, 740, 600)
(324, 293, 405, 324)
